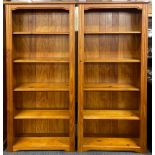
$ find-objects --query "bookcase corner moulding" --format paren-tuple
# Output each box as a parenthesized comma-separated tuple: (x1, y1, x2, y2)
(5, 3, 75, 152)
(78, 2, 148, 153)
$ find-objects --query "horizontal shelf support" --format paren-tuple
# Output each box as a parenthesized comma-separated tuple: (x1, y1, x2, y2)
(84, 83, 140, 91)
(13, 32, 69, 35)
(14, 110, 70, 119)
(83, 137, 140, 152)
(13, 58, 69, 63)
(83, 110, 140, 120)
(14, 83, 69, 92)
(84, 31, 141, 34)
(83, 59, 141, 63)
(13, 137, 70, 151)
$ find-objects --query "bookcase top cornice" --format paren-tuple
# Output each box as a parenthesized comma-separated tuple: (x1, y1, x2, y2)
(3, 0, 76, 4)
(4, 0, 149, 5)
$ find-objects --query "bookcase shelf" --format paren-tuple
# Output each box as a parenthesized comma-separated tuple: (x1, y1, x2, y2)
(13, 137, 70, 151)
(14, 110, 70, 119)
(14, 83, 69, 91)
(78, 2, 148, 153)
(83, 138, 140, 152)
(83, 110, 140, 120)
(6, 3, 75, 152)
(13, 58, 69, 63)
(84, 31, 141, 34)
(13, 32, 69, 35)
(84, 83, 140, 91)
(84, 58, 141, 63)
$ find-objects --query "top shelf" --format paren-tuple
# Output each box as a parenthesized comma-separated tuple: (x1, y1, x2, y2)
(13, 32, 69, 35)
(84, 31, 141, 34)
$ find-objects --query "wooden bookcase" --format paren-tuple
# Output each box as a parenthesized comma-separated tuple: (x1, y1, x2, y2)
(78, 1, 148, 153)
(5, 2, 75, 152)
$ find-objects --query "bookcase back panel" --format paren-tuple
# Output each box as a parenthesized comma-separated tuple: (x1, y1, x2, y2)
(15, 120, 69, 137)
(13, 10, 69, 33)
(14, 92, 69, 110)
(84, 92, 139, 110)
(13, 35, 69, 59)
(84, 34, 141, 59)
(14, 64, 69, 85)
(84, 9, 142, 32)
(84, 120, 139, 138)
(84, 63, 140, 86)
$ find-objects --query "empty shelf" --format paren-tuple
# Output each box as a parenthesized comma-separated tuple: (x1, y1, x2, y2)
(13, 137, 70, 151)
(83, 110, 139, 120)
(84, 58, 140, 63)
(84, 83, 139, 91)
(13, 32, 69, 35)
(83, 137, 140, 151)
(14, 83, 69, 91)
(14, 110, 70, 119)
(84, 31, 141, 34)
(13, 58, 69, 63)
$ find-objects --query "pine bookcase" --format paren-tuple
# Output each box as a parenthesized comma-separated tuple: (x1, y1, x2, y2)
(5, 1, 75, 152)
(5, 0, 149, 153)
(78, 1, 148, 153)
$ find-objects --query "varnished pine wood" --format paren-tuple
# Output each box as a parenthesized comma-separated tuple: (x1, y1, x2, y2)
(84, 34, 141, 60)
(13, 137, 70, 151)
(13, 35, 69, 59)
(83, 110, 140, 120)
(14, 83, 69, 91)
(78, 5, 85, 151)
(83, 138, 140, 151)
(13, 58, 69, 63)
(13, 32, 69, 35)
(15, 119, 69, 137)
(85, 31, 141, 34)
(4, 0, 75, 5)
(84, 83, 139, 91)
(84, 91, 139, 110)
(78, 2, 148, 153)
(84, 120, 139, 137)
(139, 4, 148, 152)
(6, 3, 75, 152)
(14, 91, 69, 110)
(84, 58, 140, 63)
(68, 5, 75, 151)
(6, 5, 14, 151)
(14, 110, 70, 119)
(78, 0, 148, 4)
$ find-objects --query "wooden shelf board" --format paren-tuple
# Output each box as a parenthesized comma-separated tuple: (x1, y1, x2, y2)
(83, 110, 139, 120)
(83, 138, 140, 151)
(13, 137, 70, 151)
(84, 83, 139, 91)
(84, 58, 140, 63)
(14, 110, 70, 119)
(13, 32, 69, 35)
(14, 83, 69, 91)
(84, 31, 141, 34)
(13, 58, 69, 63)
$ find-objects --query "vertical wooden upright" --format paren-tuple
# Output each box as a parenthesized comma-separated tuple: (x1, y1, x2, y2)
(6, 5, 13, 151)
(5, 1, 75, 152)
(78, 1, 148, 153)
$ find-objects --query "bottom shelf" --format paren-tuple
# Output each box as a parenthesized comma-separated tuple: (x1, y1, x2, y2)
(83, 138, 140, 152)
(13, 137, 70, 151)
